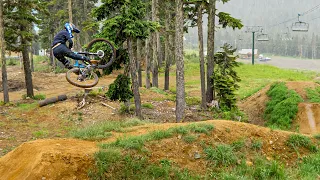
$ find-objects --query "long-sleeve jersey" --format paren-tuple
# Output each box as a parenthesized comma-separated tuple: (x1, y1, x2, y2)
(51, 30, 73, 49)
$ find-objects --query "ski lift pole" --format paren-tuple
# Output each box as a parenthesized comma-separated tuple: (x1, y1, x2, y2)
(245, 26, 262, 65)
(252, 32, 255, 65)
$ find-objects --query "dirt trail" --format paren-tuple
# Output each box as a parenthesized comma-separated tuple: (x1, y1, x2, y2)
(0, 66, 119, 101)
(296, 103, 320, 134)
(0, 120, 311, 180)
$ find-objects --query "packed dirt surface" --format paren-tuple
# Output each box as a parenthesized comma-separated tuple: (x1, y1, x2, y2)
(0, 139, 97, 180)
(0, 66, 119, 101)
(296, 103, 320, 134)
(238, 85, 270, 126)
(0, 120, 313, 179)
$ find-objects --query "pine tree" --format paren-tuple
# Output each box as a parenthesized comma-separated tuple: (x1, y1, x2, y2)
(94, 0, 158, 119)
(0, 0, 9, 103)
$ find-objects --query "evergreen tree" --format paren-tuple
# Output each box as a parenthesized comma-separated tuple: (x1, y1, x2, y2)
(213, 43, 241, 110)
(94, 0, 158, 118)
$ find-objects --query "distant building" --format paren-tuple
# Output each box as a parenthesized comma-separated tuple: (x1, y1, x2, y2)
(5, 51, 20, 59)
(238, 49, 258, 59)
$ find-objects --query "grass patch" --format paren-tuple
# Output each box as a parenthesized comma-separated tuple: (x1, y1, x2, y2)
(182, 134, 198, 143)
(88, 88, 105, 97)
(286, 134, 318, 152)
(141, 103, 154, 109)
(150, 87, 167, 95)
(314, 134, 320, 140)
(298, 152, 320, 179)
(231, 139, 246, 151)
(306, 87, 320, 103)
(103, 123, 214, 151)
(7, 58, 18, 66)
(15, 102, 38, 111)
(185, 96, 201, 106)
(252, 157, 286, 180)
(264, 82, 303, 130)
(89, 150, 201, 180)
(71, 118, 146, 140)
(251, 139, 263, 150)
(204, 144, 237, 167)
(32, 130, 49, 138)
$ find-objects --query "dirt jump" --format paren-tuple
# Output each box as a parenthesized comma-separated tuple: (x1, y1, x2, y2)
(0, 120, 312, 180)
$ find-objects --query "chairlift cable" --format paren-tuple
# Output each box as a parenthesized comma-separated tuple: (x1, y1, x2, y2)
(267, 3, 320, 29)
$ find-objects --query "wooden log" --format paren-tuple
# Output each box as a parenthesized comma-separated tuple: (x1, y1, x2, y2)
(38, 95, 68, 107)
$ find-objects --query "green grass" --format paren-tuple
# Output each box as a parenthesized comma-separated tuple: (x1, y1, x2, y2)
(251, 139, 263, 150)
(141, 103, 154, 109)
(204, 144, 237, 167)
(32, 130, 49, 138)
(298, 152, 320, 179)
(231, 139, 246, 151)
(15, 102, 38, 111)
(89, 149, 201, 180)
(286, 134, 318, 152)
(235, 64, 315, 100)
(264, 82, 303, 130)
(71, 118, 146, 140)
(172, 58, 315, 100)
(306, 87, 320, 103)
(102, 123, 214, 151)
(182, 134, 198, 143)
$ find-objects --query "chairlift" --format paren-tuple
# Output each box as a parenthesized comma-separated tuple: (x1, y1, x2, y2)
(292, 14, 309, 32)
(257, 33, 269, 41)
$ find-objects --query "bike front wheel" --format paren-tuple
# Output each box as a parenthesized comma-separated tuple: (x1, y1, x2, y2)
(66, 68, 99, 88)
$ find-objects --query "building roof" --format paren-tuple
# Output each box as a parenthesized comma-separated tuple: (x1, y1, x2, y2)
(238, 49, 258, 55)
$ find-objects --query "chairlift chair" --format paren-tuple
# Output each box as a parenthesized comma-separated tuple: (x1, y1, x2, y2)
(292, 14, 309, 32)
(257, 33, 269, 41)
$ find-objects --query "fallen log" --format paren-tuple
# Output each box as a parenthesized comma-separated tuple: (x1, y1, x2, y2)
(38, 95, 68, 107)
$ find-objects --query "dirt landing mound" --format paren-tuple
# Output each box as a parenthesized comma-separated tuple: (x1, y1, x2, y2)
(238, 85, 270, 126)
(0, 121, 313, 179)
(286, 81, 319, 100)
(296, 103, 320, 134)
(0, 139, 97, 180)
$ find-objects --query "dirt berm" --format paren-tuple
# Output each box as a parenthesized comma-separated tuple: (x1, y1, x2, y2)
(0, 120, 311, 180)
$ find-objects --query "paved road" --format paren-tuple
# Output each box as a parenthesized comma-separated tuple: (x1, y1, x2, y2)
(238, 56, 320, 72)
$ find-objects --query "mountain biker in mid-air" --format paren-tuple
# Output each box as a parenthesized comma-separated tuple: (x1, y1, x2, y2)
(51, 22, 90, 69)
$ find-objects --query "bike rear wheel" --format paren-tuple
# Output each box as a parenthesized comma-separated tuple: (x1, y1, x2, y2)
(66, 68, 99, 88)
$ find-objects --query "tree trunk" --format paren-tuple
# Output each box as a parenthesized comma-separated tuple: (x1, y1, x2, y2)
(128, 38, 142, 119)
(83, 0, 90, 44)
(30, 46, 34, 72)
(21, 36, 34, 98)
(145, 38, 151, 89)
(164, 10, 170, 91)
(49, 33, 54, 66)
(68, 0, 73, 23)
(206, 0, 216, 103)
(175, 0, 185, 122)
(137, 39, 142, 87)
(197, 4, 206, 109)
(0, 1, 9, 103)
(152, 0, 159, 87)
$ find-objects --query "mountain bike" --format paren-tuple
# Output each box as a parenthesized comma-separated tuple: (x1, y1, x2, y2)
(66, 38, 116, 88)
